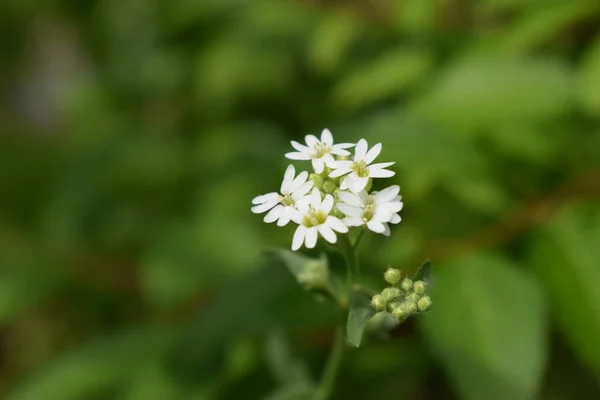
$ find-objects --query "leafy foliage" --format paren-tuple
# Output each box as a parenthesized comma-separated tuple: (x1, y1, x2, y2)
(1, 0, 600, 398)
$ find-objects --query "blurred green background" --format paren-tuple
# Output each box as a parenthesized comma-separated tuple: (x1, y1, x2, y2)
(1, 0, 600, 399)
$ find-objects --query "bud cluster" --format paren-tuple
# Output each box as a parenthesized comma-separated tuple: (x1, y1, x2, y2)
(371, 267, 432, 322)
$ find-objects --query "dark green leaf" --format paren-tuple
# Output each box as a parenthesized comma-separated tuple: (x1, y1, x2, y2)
(529, 205, 600, 378)
(347, 291, 376, 347)
(412, 260, 431, 282)
(421, 253, 548, 400)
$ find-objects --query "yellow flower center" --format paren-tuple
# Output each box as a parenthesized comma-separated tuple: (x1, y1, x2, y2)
(313, 143, 331, 158)
(302, 207, 327, 227)
(351, 160, 369, 178)
(362, 197, 375, 222)
(280, 194, 295, 207)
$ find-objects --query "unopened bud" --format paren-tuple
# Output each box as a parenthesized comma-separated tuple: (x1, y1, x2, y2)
(322, 180, 338, 194)
(381, 287, 402, 302)
(391, 304, 408, 320)
(371, 294, 387, 311)
(309, 173, 324, 189)
(297, 260, 329, 290)
(413, 280, 427, 295)
(417, 296, 432, 312)
(404, 301, 417, 314)
(384, 268, 402, 285)
(406, 292, 420, 303)
(400, 278, 413, 291)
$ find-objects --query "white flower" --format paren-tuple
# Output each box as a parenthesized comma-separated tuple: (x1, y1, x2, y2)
(337, 185, 403, 236)
(329, 138, 395, 193)
(285, 129, 355, 174)
(286, 187, 349, 250)
(251, 165, 313, 226)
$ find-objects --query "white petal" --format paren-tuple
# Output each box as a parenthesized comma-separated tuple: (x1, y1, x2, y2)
(252, 192, 279, 205)
(264, 205, 284, 223)
(327, 216, 349, 233)
(357, 191, 370, 205)
(354, 139, 368, 160)
(281, 165, 296, 193)
(369, 168, 395, 178)
(312, 158, 325, 174)
(367, 220, 386, 233)
(318, 224, 337, 244)
(370, 162, 395, 170)
(382, 223, 391, 236)
(350, 176, 369, 193)
(322, 153, 336, 168)
(291, 141, 311, 153)
(385, 201, 403, 213)
(340, 178, 348, 190)
(291, 181, 313, 199)
(374, 185, 400, 204)
(277, 212, 291, 226)
(289, 170, 308, 193)
(252, 200, 279, 214)
(286, 152, 311, 160)
(389, 213, 401, 224)
(310, 187, 322, 209)
(285, 206, 303, 224)
(296, 198, 310, 214)
(343, 217, 364, 227)
(338, 190, 362, 207)
(305, 227, 318, 249)
(364, 143, 382, 164)
(320, 195, 334, 214)
(373, 208, 394, 223)
(337, 203, 363, 218)
(321, 129, 333, 146)
(333, 160, 353, 169)
(333, 143, 355, 149)
(330, 147, 351, 156)
(329, 167, 352, 178)
(305, 134, 319, 148)
(292, 226, 307, 251)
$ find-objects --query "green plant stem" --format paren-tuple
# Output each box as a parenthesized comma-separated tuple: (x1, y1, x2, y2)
(315, 235, 360, 400)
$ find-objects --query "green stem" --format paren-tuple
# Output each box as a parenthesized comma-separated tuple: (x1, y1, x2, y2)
(315, 321, 345, 400)
(315, 235, 360, 400)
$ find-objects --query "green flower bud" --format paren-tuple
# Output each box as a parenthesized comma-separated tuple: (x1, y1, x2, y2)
(417, 296, 432, 312)
(310, 173, 324, 189)
(381, 287, 402, 302)
(413, 280, 427, 295)
(391, 304, 408, 320)
(405, 292, 420, 304)
(384, 268, 402, 285)
(371, 294, 387, 312)
(297, 260, 329, 290)
(400, 278, 413, 291)
(322, 180, 338, 194)
(404, 301, 417, 314)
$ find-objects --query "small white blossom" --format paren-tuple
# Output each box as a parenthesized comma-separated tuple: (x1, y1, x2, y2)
(337, 185, 403, 236)
(285, 129, 355, 174)
(329, 138, 395, 193)
(251, 165, 313, 226)
(286, 187, 349, 250)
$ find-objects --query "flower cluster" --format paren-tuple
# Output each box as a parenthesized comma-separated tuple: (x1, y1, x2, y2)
(252, 129, 403, 251)
(370, 268, 432, 321)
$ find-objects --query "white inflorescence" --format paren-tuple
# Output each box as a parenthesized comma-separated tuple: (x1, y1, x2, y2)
(252, 129, 402, 250)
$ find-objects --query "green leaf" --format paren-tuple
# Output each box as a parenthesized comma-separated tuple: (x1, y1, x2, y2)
(7, 329, 177, 400)
(529, 205, 600, 378)
(264, 330, 315, 400)
(412, 260, 432, 282)
(411, 58, 573, 132)
(347, 291, 376, 347)
(499, 1, 599, 54)
(421, 253, 548, 400)
(332, 48, 432, 112)
(579, 34, 600, 116)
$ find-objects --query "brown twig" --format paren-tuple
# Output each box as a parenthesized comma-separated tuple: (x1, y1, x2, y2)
(414, 169, 600, 264)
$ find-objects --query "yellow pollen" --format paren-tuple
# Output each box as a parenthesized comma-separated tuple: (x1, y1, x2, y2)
(302, 207, 327, 227)
(351, 160, 369, 178)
